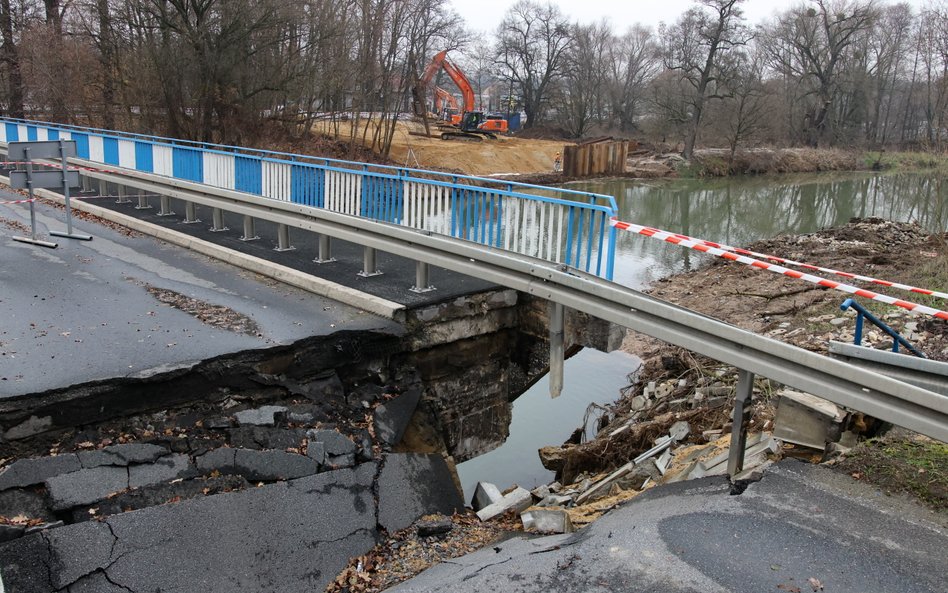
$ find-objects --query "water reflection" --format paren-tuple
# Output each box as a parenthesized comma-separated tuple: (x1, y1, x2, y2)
(573, 173, 948, 289)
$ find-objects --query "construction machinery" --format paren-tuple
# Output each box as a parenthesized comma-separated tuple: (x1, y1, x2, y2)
(412, 50, 509, 141)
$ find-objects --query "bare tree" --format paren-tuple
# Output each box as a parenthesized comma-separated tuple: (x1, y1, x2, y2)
(606, 25, 660, 133)
(764, 0, 878, 146)
(494, 0, 571, 129)
(661, 0, 749, 159)
(557, 21, 610, 137)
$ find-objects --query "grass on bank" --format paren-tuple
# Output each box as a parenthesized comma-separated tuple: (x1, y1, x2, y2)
(680, 147, 948, 177)
(836, 437, 948, 511)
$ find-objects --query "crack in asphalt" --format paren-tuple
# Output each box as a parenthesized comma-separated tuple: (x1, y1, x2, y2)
(39, 531, 56, 591)
(460, 557, 513, 581)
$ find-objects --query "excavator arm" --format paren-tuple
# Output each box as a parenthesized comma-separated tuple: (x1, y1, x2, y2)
(434, 87, 459, 112)
(412, 50, 449, 118)
(440, 58, 476, 114)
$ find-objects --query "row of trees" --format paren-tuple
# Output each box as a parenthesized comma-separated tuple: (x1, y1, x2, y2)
(497, 0, 948, 156)
(1, 0, 948, 157)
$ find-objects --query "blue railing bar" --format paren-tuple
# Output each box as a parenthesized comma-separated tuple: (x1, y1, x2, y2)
(840, 299, 927, 358)
(564, 207, 576, 268)
(0, 116, 616, 211)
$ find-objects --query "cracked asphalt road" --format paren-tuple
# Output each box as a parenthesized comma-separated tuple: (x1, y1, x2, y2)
(0, 192, 399, 398)
(389, 460, 948, 593)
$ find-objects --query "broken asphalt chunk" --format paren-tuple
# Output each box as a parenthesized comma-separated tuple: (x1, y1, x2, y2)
(45, 466, 129, 511)
(0, 454, 81, 491)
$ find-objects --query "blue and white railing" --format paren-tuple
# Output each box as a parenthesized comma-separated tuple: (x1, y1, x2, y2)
(0, 117, 618, 280)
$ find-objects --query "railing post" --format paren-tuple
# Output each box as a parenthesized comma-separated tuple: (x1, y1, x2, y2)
(275, 223, 294, 252)
(240, 215, 258, 241)
(183, 201, 200, 224)
(410, 261, 435, 293)
(314, 235, 335, 264)
(98, 179, 109, 200)
(157, 195, 174, 217)
(358, 247, 382, 277)
(115, 184, 131, 204)
(80, 173, 93, 194)
(727, 369, 755, 477)
(135, 189, 151, 210)
(210, 207, 228, 232)
(549, 302, 565, 399)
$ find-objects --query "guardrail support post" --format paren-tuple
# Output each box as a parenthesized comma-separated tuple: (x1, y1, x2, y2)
(135, 189, 151, 210)
(98, 179, 108, 200)
(410, 262, 436, 293)
(80, 174, 93, 194)
(314, 235, 335, 264)
(727, 369, 755, 477)
(183, 201, 200, 224)
(275, 223, 294, 252)
(210, 207, 228, 232)
(157, 195, 174, 217)
(115, 184, 131, 204)
(549, 302, 565, 398)
(240, 215, 258, 241)
(358, 247, 382, 277)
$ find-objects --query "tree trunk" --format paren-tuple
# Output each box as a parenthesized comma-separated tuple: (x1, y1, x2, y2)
(0, 0, 24, 118)
(96, 0, 115, 129)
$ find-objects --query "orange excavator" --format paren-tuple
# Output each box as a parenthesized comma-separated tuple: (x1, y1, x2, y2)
(433, 86, 460, 122)
(412, 50, 508, 141)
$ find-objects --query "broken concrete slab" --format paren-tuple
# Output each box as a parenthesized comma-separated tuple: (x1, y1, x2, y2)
(306, 441, 326, 465)
(78, 443, 169, 468)
(45, 466, 129, 511)
(377, 453, 464, 533)
(537, 494, 573, 508)
(128, 454, 193, 489)
(233, 449, 320, 481)
(196, 448, 237, 475)
(0, 454, 81, 491)
(307, 429, 357, 456)
(326, 453, 356, 470)
(521, 509, 574, 534)
(471, 482, 503, 512)
(234, 405, 288, 427)
(373, 388, 422, 447)
(476, 486, 532, 521)
(773, 389, 845, 449)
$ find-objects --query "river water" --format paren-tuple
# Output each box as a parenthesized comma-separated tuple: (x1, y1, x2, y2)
(457, 172, 948, 500)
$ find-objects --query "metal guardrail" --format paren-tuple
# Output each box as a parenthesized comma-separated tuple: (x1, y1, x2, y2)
(9, 157, 944, 445)
(0, 117, 618, 280)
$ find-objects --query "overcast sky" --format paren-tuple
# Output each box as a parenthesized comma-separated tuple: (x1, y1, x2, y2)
(450, 0, 933, 34)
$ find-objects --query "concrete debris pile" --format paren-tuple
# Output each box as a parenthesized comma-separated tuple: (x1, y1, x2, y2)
(473, 419, 785, 534)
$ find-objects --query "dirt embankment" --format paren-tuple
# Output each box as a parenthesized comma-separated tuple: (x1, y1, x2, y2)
(310, 118, 565, 176)
(597, 218, 948, 506)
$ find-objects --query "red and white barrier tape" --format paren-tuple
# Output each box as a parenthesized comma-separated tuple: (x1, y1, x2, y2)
(662, 230, 948, 301)
(610, 218, 948, 321)
(0, 197, 34, 205)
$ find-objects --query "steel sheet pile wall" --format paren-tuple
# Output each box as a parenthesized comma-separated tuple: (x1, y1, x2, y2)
(563, 140, 632, 178)
(0, 117, 618, 280)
